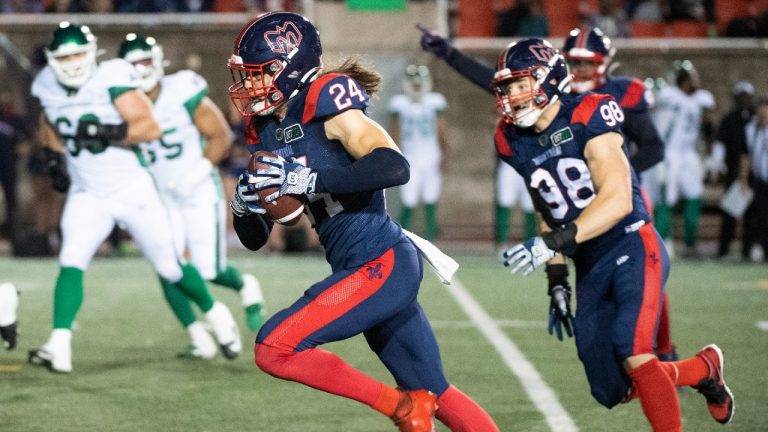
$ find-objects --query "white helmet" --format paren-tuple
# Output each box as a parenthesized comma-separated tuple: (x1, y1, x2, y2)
(403, 64, 432, 99)
(44, 22, 97, 89)
(118, 33, 165, 92)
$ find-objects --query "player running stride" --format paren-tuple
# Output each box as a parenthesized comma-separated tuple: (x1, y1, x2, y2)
(227, 12, 498, 432)
(494, 38, 734, 430)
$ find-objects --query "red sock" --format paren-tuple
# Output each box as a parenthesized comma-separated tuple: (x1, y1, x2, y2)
(435, 385, 499, 432)
(628, 358, 682, 432)
(659, 356, 709, 386)
(656, 293, 674, 355)
(254, 343, 399, 416)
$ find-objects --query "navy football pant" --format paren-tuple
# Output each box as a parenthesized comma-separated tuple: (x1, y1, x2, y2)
(573, 224, 670, 408)
(256, 240, 450, 395)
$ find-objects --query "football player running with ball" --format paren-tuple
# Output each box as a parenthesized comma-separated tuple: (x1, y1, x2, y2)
(227, 12, 498, 432)
(28, 22, 241, 373)
(493, 38, 734, 430)
(117, 34, 266, 357)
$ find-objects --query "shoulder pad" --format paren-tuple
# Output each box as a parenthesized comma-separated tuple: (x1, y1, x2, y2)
(494, 120, 513, 157)
(302, 73, 370, 123)
(387, 94, 409, 113)
(695, 89, 715, 109)
(616, 77, 649, 112)
(571, 93, 624, 139)
(166, 70, 209, 117)
(425, 92, 447, 111)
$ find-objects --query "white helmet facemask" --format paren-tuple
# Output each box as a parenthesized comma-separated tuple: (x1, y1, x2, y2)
(46, 42, 97, 89)
(122, 46, 166, 93)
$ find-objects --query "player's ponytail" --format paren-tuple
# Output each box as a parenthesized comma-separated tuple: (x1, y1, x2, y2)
(322, 55, 381, 97)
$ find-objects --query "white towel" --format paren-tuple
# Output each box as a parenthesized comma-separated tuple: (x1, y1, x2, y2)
(402, 229, 459, 285)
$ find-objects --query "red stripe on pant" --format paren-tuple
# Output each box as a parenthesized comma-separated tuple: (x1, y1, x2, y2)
(263, 248, 394, 351)
(633, 224, 663, 355)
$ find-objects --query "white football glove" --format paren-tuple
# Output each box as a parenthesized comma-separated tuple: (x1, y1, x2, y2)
(230, 170, 266, 218)
(502, 237, 557, 276)
(252, 155, 317, 202)
(169, 158, 214, 199)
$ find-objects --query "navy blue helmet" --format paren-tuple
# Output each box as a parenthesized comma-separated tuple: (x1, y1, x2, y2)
(228, 12, 322, 116)
(562, 27, 615, 93)
(493, 38, 571, 127)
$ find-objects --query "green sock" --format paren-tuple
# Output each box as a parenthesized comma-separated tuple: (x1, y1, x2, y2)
(425, 203, 439, 241)
(495, 205, 511, 244)
(53, 267, 84, 329)
(399, 206, 412, 230)
(212, 264, 244, 292)
(683, 198, 702, 247)
(523, 211, 538, 239)
(176, 264, 215, 313)
(159, 277, 197, 327)
(654, 203, 671, 239)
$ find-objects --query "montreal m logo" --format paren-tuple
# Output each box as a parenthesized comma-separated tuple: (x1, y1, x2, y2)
(264, 21, 302, 54)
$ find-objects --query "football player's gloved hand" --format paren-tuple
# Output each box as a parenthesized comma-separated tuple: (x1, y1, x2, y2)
(230, 170, 266, 218)
(43, 148, 70, 193)
(548, 283, 574, 341)
(502, 237, 557, 276)
(0, 282, 19, 350)
(75, 120, 128, 142)
(417, 24, 453, 59)
(170, 158, 214, 199)
(253, 155, 317, 202)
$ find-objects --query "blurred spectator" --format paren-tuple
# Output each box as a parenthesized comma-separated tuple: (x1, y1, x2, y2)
(580, 0, 629, 38)
(495, 0, 549, 37)
(626, 0, 663, 21)
(742, 97, 768, 262)
(1, 0, 44, 12)
(663, 0, 714, 22)
(712, 81, 755, 259)
(724, 10, 768, 37)
(0, 91, 31, 241)
(115, 0, 212, 12)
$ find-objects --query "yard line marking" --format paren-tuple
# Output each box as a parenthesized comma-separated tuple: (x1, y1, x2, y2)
(446, 277, 578, 432)
(431, 319, 546, 329)
(756, 321, 768, 332)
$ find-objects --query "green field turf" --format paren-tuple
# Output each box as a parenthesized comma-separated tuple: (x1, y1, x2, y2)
(0, 254, 766, 431)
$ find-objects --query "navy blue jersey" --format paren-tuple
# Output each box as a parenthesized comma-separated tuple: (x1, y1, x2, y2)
(600, 75, 650, 114)
(247, 73, 406, 271)
(495, 93, 651, 260)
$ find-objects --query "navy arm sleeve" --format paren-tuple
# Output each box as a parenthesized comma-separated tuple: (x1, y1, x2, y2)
(233, 213, 273, 251)
(445, 49, 495, 95)
(622, 110, 665, 173)
(314, 147, 410, 194)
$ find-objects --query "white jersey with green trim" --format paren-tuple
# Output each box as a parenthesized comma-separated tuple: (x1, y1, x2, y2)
(143, 70, 218, 203)
(31, 58, 154, 201)
(653, 85, 715, 154)
(388, 92, 446, 165)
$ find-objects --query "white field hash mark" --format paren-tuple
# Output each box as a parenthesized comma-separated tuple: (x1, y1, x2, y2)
(446, 278, 578, 432)
(756, 321, 768, 332)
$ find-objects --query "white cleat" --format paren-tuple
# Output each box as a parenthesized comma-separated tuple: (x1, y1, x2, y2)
(205, 302, 242, 360)
(179, 321, 217, 360)
(28, 329, 72, 373)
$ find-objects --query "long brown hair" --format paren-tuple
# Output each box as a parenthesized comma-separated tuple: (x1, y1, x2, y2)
(321, 55, 382, 97)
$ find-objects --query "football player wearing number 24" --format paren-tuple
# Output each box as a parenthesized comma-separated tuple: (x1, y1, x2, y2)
(494, 39, 734, 430)
(228, 12, 498, 432)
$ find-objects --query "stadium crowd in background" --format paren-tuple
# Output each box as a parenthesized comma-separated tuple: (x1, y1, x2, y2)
(0, 0, 302, 13)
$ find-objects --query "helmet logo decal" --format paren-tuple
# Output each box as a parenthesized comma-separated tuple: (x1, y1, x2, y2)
(529, 44, 556, 62)
(264, 21, 302, 54)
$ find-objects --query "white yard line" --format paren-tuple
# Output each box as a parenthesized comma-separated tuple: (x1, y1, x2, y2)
(445, 278, 578, 432)
(756, 321, 768, 332)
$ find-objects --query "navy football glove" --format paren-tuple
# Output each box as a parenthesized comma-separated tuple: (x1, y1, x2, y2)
(502, 237, 557, 276)
(43, 148, 70, 193)
(230, 170, 266, 218)
(252, 155, 317, 202)
(548, 284, 574, 341)
(417, 24, 453, 59)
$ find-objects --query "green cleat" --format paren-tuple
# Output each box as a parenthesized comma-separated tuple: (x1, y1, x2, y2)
(245, 303, 266, 332)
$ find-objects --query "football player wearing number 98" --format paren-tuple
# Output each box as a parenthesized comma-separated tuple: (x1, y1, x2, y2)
(496, 38, 734, 429)
(28, 22, 242, 373)
(118, 34, 266, 358)
(228, 12, 498, 432)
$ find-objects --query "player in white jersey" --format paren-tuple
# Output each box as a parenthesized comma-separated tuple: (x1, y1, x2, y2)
(118, 35, 266, 354)
(27, 22, 241, 373)
(644, 60, 715, 256)
(387, 64, 447, 240)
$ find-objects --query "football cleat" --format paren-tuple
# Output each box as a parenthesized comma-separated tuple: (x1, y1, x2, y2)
(240, 274, 266, 332)
(693, 344, 734, 424)
(0, 322, 18, 350)
(205, 302, 242, 360)
(390, 389, 438, 432)
(28, 346, 72, 373)
(177, 344, 215, 360)
(183, 321, 217, 360)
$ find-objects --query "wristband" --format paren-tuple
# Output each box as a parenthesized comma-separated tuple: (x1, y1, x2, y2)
(542, 222, 578, 253)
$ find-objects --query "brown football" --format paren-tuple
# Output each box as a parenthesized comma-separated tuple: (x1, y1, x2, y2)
(248, 151, 305, 226)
